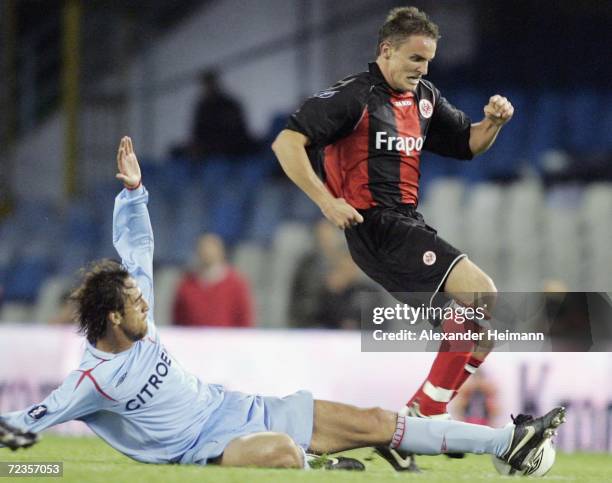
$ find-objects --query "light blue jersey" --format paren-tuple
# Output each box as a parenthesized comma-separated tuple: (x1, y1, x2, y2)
(3, 186, 314, 464)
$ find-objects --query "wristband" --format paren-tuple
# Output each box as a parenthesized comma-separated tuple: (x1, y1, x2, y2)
(125, 180, 142, 191)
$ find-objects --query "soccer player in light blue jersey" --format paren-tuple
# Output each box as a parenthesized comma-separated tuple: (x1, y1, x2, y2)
(1, 137, 565, 473)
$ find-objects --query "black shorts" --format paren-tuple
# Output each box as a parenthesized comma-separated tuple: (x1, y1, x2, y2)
(345, 204, 466, 308)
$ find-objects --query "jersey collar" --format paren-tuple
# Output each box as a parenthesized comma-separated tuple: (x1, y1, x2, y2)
(368, 62, 415, 98)
(368, 62, 389, 86)
(86, 339, 135, 360)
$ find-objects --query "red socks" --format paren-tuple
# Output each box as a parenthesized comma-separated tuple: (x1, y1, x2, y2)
(407, 318, 486, 416)
(407, 351, 471, 415)
(452, 355, 485, 397)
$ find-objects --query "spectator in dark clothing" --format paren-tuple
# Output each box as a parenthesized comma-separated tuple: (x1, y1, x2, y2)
(289, 220, 345, 327)
(190, 70, 256, 159)
(313, 253, 384, 330)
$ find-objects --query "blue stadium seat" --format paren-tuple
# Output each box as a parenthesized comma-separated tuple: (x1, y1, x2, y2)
(472, 90, 527, 180)
(209, 188, 247, 245)
(160, 158, 192, 187)
(13, 200, 53, 226)
(63, 203, 100, 245)
(525, 91, 564, 163)
(565, 91, 601, 152)
(167, 185, 210, 264)
(285, 188, 321, 223)
(264, 113, 290, 146)
(452, 89, 483, 121)
(3, 257, 53, 302)
(200, 157, 233, 198)
(57, 242, 94, 276)
(245, 181, 289, 245)
(0, 265, 8, 295)
(139, 161, 169, 197)
(236, 156, 270, 187)
(90, 181, 119, 220)
(600, 93, 612, 151)
(11, 201, 58, 247)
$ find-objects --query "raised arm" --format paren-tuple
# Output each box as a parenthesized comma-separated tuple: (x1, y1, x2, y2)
(112, 137, 155, 322)
(469, 95, 514, 156)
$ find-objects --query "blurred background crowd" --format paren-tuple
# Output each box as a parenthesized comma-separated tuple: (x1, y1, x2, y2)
(0, 0, 611, 328)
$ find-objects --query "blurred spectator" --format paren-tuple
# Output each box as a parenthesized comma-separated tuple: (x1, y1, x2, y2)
(452, 370, 499, 426)
(173, 234, 254, 327)
(289, 220, 345, 327)
(539, 280, 603, 351)
(313, 253, 383, 330)
(545, 295, 594, 351)
(540, 149, 612, 186)
(48, 290, 76, 325)
(182, 70, 257, 160)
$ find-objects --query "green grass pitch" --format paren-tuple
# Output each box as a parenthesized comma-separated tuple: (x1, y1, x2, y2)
(2, 436, 609, 482)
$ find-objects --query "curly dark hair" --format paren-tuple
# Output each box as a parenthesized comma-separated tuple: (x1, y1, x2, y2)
(376, 6, 440, 56)
(71, 259, 130, 344)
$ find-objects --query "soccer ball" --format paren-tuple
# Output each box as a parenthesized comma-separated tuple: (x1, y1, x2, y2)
(491, 438, 556, 477)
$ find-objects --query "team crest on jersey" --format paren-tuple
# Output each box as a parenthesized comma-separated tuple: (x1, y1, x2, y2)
(28, 405, 48, 420)
(419, 99, 433, 118)
(423, 251, 437, 266)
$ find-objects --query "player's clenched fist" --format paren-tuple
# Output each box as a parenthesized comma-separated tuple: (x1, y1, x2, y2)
(116, 136, 142, 190)
(321, 198, 364, 230)
(483, 95, 514, 126)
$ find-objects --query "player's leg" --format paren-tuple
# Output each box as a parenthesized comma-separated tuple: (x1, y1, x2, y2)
(218, 432, 304, 468)
(443, 257, 497, 391)
(444, 256, 498, 320)
(346, 210, 494, 417)
(216, 398, 565, 472)
(309, 400, 396, 453)
(309, 399, 510, 456)
(408, 257, 497, 417)
(310, 399, 565, 472)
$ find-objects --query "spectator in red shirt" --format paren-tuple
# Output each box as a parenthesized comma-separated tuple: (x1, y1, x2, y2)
(173, 233, 254, 327)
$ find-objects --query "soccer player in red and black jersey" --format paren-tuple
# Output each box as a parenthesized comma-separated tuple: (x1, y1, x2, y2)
(272, 4, 514, 443)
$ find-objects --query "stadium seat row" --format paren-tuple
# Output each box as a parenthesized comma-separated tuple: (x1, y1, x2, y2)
(1, 180, 610, 325)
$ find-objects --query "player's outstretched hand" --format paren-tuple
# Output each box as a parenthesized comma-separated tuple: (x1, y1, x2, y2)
(483, 95, 514, 126)
(321, 198, 364, 230)
(116, 136, 142, 189)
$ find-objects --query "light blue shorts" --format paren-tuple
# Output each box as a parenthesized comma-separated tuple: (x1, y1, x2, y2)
(182, 389, 314, 465)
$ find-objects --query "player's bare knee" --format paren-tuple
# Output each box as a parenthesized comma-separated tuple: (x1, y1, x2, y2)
(483, 275, 497, 299)
(482, 273, 497, 295)
(468, 270, 496, 300)
(265, 434, 303, 468)
(453, 264, 498, 317)
(446, 259, 496, 300)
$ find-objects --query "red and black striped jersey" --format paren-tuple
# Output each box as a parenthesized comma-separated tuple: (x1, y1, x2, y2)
(287, 62, 473, 208)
